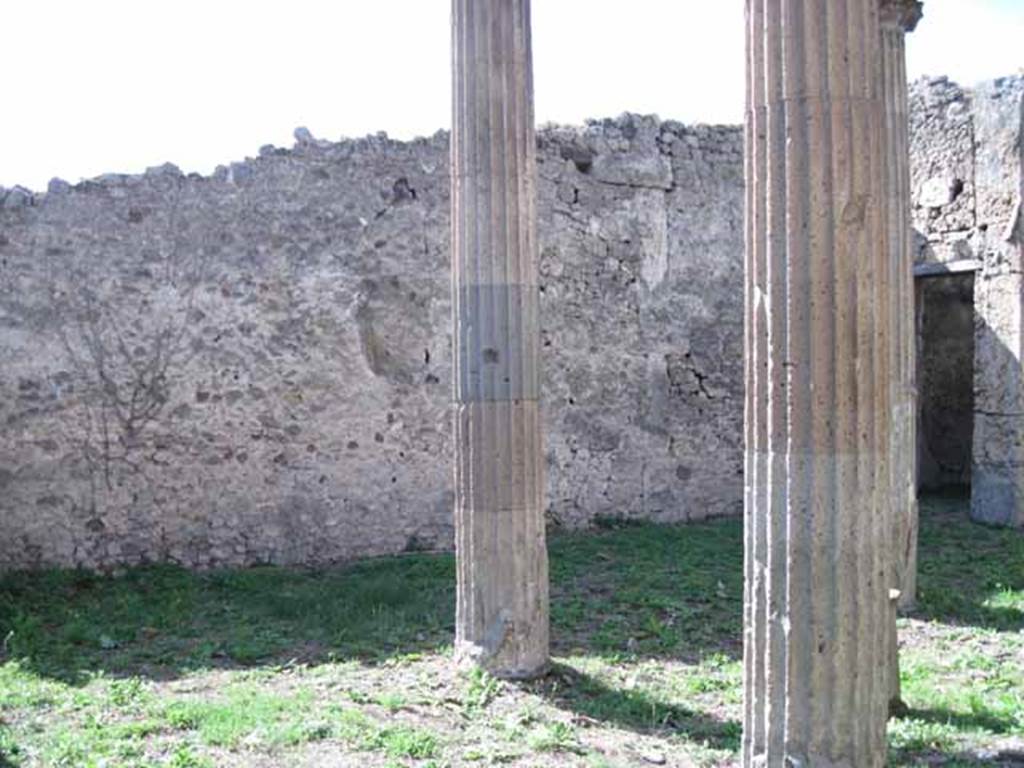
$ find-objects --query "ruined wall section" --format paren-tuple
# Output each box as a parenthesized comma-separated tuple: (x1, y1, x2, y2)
(970, 77, 1024, 526)
(909, 75, 1024, 525)
(909, 75, 1023, 268)
(909, 76, 978, 262)
(3, 75, 1018, 571)
(0, 117, 745, 570)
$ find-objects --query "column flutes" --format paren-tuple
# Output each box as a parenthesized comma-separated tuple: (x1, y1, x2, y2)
(451, 0, 549, 680)
(743, 1, 893, 764)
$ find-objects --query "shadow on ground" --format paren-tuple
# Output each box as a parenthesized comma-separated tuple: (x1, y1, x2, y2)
(529, 662, 742, 752)
(904, 705, 1022, 738)
(0, 492, 1018, 693)
(891, 750, 1024, 767)
(0, 516, 744, 686)
(0, 553, 457, 685)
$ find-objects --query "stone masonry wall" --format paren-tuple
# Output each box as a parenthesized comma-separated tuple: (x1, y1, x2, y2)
(910, 74, 1024, 525)
(2, 74, 1020, 570)
(909, 75, 1023, 266)
(0, 116, 745, 570)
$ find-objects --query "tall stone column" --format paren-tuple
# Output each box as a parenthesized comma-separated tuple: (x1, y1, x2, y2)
(743, 1, 892, 765)
(450, 0, 549, 679)
(881, 0, 922, 615)
(880, 1, 923, 715)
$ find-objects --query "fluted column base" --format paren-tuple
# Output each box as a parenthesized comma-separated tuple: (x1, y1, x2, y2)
(454, 400, 548, 678)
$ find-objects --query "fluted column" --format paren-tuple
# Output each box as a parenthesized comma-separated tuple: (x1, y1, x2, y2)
(881, 0, 922, 616)
(880, 1, 923, 718)
(743, 2, 892, 765)
(450, 0, 549, 679)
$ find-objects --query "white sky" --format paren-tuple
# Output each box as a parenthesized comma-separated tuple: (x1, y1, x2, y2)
(2, 0, 1022, 190)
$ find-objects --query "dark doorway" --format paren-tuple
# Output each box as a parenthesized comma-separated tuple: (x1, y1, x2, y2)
(917, 273, 975, 492)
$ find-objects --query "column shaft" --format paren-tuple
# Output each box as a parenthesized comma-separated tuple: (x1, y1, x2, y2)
(880, 0, 922, 615)
(451, 0, 549, 679)
(743, 1, 892, 765)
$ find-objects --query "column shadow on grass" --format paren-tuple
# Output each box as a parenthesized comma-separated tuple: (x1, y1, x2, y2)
(0, 555, 459, 686)
(899, 705, 1021, 737)
(526, 662, 742, 752)
(2, 496, 1014, 689)
(892, 749, 1024, 767)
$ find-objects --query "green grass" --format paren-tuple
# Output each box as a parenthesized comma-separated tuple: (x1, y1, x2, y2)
(0, 493, 1021, 767)
(887, 491, 1024, 767)
(914, 491, 1024, 631)
(0, 554, 456, 683)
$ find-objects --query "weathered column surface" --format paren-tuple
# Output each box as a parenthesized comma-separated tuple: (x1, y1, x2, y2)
(881, 0, 922, 716)
(451, 0, 549, 679)
(881, 0, 923, 610)
(743, 1, 892, 765)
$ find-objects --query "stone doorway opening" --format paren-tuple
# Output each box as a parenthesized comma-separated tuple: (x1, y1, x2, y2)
(916, 269, 976, 495)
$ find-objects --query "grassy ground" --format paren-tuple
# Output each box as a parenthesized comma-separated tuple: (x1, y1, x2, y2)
(0, 493, 1021, 767)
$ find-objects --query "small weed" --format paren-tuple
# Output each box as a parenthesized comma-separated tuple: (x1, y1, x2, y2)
(165, 701, 202, 730)
(334, 707, 439, 759)
(529, 721, 585, 755)
(376, 691, 407, 712)
(463, 667, 501, 711)
(513, 703, 542, 727)
(168, 746, 215, 768)
(108, 676, 146, 707)
(376, 725, 439, 759)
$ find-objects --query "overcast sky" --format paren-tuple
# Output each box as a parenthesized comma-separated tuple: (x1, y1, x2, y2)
(2, 0, 1022, 190)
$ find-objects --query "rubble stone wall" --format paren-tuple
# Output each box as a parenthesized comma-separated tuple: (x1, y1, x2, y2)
(2, 74, 1020, 571)
(910, 74, 1024, 525)
(0, 117, 746, 570)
